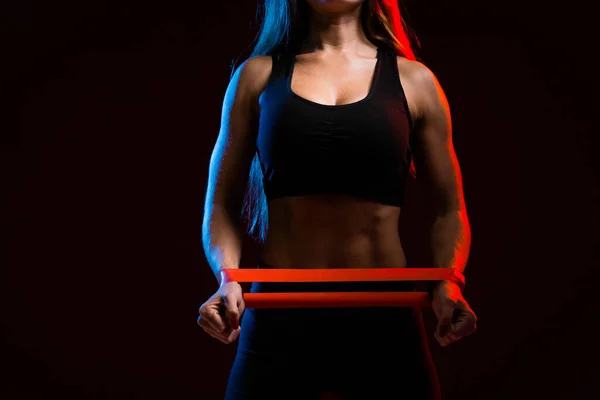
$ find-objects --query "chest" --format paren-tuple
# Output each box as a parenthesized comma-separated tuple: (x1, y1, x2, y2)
(289, 55, 380, 107)
(256, 51, 414, 170)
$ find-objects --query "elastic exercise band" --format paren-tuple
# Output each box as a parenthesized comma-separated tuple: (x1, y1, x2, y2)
(222, 268, 461, 308)
(223, 268, 458, 283)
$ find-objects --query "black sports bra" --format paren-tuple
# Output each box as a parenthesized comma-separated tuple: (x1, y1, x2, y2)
(256, 48, 415, 207)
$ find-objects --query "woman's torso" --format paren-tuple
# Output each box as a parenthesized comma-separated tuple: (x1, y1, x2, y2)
(254, 45, 419, 269)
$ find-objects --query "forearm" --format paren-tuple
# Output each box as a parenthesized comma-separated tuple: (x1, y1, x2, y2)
(430, 210, 471, 275)
(202, 204, 244, 286)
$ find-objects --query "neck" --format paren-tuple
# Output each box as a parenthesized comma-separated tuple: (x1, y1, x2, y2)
(301, 6, 371, 55)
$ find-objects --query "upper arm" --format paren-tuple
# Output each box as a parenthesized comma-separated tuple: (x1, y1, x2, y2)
(205, 55, 272, 213)
(409, 63, 466, 214)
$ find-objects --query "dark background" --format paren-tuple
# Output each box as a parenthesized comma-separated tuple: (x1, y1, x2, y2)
(2, 1, 598, 399)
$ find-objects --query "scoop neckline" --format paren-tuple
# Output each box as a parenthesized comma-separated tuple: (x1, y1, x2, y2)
(287, 48, 382, 109)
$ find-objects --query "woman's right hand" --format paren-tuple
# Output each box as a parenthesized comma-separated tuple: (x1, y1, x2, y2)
(197, 281, 246, 344)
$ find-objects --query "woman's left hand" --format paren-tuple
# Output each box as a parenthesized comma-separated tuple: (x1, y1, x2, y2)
(431, 281, 478, 347)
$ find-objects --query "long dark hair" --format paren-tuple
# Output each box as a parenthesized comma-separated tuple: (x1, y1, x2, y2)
(232, 0, 421, 243)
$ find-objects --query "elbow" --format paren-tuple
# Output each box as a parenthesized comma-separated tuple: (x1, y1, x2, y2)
(432, 196, 466, 217)
(438, 206, 469, 227)
(433, 196, 470, 230)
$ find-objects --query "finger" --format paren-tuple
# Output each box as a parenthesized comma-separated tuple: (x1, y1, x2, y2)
(223, 293, 241, 330)
(197, 316, 211, 329)
(199, 306, 227, 333)
(204, 322, 233, 340)
(452, 309, 478, 338)
(198, 315, 230, 334)
(199, 311, 227, 334)
(452, 320, 475, 338)
(434, 328, 452, 347)
(446, 316, 477, 344)
(437, 300, 456, 338)
(227, 326, 241, 343)
(202, 324, 230, 342)
(238, 295, 246, 317)
(205, 326, 240, 344)
(445, 330, 461, 342)
(457, 321, 477, 338)
(434, 326, 451, 346)
(206, 330, 231, 344)
(200, 314, 240, 341)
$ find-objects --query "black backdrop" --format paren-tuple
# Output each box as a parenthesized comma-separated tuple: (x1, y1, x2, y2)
(2, 1, 598, 399)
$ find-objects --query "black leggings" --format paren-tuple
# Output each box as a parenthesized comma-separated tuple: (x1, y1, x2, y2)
(224, 264, 442, 400)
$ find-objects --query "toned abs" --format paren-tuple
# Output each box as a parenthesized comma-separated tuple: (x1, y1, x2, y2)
(260, 195, 407, 269)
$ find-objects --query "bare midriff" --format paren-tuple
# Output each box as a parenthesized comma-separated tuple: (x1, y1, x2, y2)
(258, 195, 407, 269)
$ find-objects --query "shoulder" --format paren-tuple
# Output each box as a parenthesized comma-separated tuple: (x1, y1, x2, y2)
(395, 56, 446, 120)
(237, 55, 273, 78)
(230, 55, 273, 115)
(234, 55, 273, 96)
(395, 56, 438, 89)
